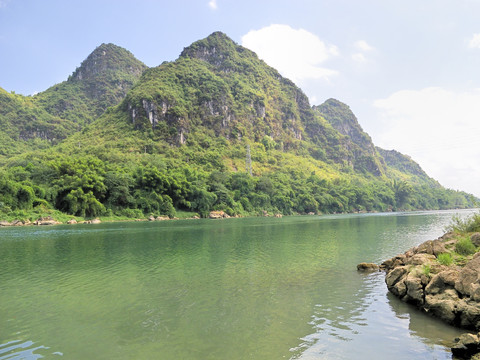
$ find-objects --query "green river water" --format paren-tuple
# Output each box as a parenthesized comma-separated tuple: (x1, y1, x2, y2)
(0, 210, 476, 359)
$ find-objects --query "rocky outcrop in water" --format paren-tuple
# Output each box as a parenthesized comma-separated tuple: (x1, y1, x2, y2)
(382, 233, 480, 330)
(377, 232, 480, 358)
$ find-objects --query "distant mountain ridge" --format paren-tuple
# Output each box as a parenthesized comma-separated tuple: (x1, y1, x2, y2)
(0, 32, 476, 220)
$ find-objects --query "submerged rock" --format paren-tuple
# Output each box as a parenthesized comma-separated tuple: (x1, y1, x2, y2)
(357, 262, 379, 272)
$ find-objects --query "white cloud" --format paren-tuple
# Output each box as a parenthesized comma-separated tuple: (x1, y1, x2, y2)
(468, 33, 480, 48)
(352, 40, 375, 63)
(208, 0, 217, 10)
(352, 53, 367, 63)
(373, 87, 480, 197)
(354, 40, 374, 52)
(241, 24, 339, 84)
(0, 0, 10, 8)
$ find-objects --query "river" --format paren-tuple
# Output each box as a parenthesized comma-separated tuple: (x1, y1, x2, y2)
(0, 210, 476, 359)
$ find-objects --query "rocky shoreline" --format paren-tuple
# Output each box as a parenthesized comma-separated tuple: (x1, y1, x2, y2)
(359, 230, 480, 359)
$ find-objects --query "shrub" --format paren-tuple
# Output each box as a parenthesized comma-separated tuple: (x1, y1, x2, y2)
(446, 212, 480, 233)
(422, 264, 431, 277)
(437, 252, 453, 266)
(455, 236, 477, 256)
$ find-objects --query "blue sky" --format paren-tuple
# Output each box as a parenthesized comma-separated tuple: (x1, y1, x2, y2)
(1, 0, 480, 197)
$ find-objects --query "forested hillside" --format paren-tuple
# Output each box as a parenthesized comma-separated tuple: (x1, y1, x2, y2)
(0, 32, 476, 221)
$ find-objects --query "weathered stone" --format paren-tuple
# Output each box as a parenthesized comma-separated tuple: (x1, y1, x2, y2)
(148, 215, 155, 221)
(393, 279, 407, 297)
(425, 289, 460, 323)
(456, 256, 480, 298)
(209, 211, 229, 219)
(386, 266, 408, 288)
(472, 233, 480, 247)
(357, 262, 379, 272)
(406, 253, 436, 266)
(432, 239, 447, 256)
(405, 273, 425, 305)
(156, 216, 170, 221)
(90, 218, 101, 224)
(451, 332, 480, 358)
(0, 220, 11, 226)
(458, 301, 480, 329)
(66, 219, 77, 224)
(416, 240, 434, 255)
(426, 270, 459, 295)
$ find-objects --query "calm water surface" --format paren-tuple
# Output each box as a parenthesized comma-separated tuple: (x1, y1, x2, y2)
(0, 210, 476, 359)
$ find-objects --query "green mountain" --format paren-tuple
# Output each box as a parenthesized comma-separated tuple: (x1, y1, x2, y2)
(0, 32, 476, 220)
(34, 43, 147, 127)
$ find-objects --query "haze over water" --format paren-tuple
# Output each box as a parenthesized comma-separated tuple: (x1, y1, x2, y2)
(0, 210, 475, 359)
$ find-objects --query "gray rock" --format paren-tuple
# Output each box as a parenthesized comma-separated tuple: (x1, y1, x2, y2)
(406, 253, 436, 266)
(405, 273, 425, 305)
(472, 233, 480, 247)
(452, 332, 480, 358)
(456, 256, 480, 299)
(357, 263, 379, 272)
(386, 266, 408, 288)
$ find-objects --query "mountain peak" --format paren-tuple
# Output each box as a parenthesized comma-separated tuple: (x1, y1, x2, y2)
(179, 31, 254, 67)
(70, 43, 146, 82)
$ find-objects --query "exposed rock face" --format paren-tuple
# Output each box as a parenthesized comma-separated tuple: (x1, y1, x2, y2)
(382, 233, 480, 330)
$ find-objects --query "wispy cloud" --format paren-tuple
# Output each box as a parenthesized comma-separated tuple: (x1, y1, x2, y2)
(468, 33, 480, 48)
(352, 40, 375, 63)
(241, 24, 339, 84)
(374, 87, 480, 196)
(354, 40, 374, 52)
(208, 0, 217, 10)
(0, 0, 11, 8)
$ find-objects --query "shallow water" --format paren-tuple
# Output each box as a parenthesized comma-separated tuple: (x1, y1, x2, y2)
(0, 210, 475, 359)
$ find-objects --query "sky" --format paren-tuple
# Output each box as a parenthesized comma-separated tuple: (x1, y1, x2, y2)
(1, 0, 480, 197)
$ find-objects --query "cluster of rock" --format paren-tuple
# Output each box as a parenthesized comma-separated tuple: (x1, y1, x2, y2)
(0, 216, 102, 226)
(372, 232, 480, 359)
(382, 233, 480, 331)
(148, 215, 173, 221)
(209, 211, 231, 219)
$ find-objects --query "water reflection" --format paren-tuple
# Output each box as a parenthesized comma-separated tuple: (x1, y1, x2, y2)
(0, 339, 62, 359)
(386, 291, 464, 348)
(0, 210, 477, 360)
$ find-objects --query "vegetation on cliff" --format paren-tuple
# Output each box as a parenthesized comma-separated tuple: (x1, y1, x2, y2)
(0, 32, 477, 222)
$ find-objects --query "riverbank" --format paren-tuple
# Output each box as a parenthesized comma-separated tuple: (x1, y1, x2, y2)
(368, 212, 480, 358)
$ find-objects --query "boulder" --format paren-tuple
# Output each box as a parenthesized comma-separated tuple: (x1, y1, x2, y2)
(357, 262, 379, 272)
(405, 273, 425, 305)
(415, 240, 434, 255)
(156, 216, 170, 221)
(0, 220, 11, 226)
(209, 211, 229, 219)
(425, 288, 460, 324)
(35, 217, 61, 225)
(472, 233, 480, 247)
(452, 332, 480, 359)
(456, 255, 480, 300)
(432, 239, 447, 256)
(386, 266, 408, 288)
(425, 270, 459, 295)
(406, 253, 436, 266)
(67, 219, 77, 224)
(90, 218, 101, 224)
(148, 215, 155, 221)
